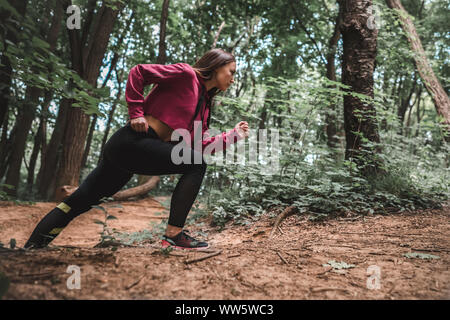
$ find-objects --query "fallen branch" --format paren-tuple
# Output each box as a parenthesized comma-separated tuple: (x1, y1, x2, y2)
(125, 274, 145, 290)
(113, 176, 160, 201)
(276, 251, 289, 264)
(185, 250, 222, 264)
(270, 206, 298, 239)
(55, 176, 160, 202)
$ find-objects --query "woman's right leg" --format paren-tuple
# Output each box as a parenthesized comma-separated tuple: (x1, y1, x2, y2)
(24, 157, 132, 249)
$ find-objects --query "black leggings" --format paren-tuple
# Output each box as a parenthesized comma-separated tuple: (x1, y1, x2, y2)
(24, 123, 207, 249)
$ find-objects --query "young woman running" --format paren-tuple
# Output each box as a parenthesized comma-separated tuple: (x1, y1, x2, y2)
(24, 49, 249, 250)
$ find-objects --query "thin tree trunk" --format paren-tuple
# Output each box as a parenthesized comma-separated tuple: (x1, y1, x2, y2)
(211, 21, 225, 49)
(339, 0, 384, 176)
(81, 12, 133, 169)
(37, 97, 70, 199)
(0, 116, 14, 180)
(98, 92, 121, 164)
(26, 92, 52, 193)
(406, 86, 421, 137)
(4, 86, 40, 196)
(325, 2, 343, 149)
(81, 114, 98, 169)
(156, 0, 170, 64)
(385, 0, 450, 141)
(398, 72, 417, 134)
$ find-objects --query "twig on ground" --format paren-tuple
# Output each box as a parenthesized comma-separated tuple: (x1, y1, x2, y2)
(185, 250, 222, 264)
(125, 274, 145, 290)
(316, 267, 332, 276)
(276, 251, 289, 264)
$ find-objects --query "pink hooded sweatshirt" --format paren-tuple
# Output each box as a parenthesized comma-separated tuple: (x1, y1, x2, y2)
(125, 62, 243, 154)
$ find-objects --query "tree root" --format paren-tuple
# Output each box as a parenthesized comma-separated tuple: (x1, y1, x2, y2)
(269, 205, 298, 239)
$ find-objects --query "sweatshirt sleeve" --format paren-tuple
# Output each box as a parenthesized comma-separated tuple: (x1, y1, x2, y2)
(202, 128, 244, 155)
(125, 63, 190, 119)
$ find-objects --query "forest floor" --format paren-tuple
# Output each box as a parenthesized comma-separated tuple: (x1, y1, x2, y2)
(0, 196, 449, 300)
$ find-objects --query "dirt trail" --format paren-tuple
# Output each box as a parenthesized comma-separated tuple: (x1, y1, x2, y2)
(0, 197, 449, 300)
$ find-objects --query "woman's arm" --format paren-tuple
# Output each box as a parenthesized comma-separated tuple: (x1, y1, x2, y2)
(125, 63, 191, 120)
(202, 121, 249, 155)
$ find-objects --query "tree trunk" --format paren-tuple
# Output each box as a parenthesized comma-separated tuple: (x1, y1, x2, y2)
(339, 0, 384, 176)
(156, 0, 170, 64)
(26, 92, 52, 193)
(81, 114, 98, 169)
(81, 11, 133, 169)
(398, 72, 417, 134)
(0, 0, 27, 132)
(54, 1, 124, 198)
(37, 97, 70, 199)
(99, 93, 121, 164)
(0, 121, 15, 181)
(385, 0, 450, 141)
(325, 2, 343, 149)
(4, 86, 40, 196)
(4, 0, 63, 197)
(0, 108, 10, 179)
(212, 21, 225, 49)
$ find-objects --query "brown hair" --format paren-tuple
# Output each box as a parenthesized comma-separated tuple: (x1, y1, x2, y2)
(192, 49, 235, 128)
(192, 48, 236, 98)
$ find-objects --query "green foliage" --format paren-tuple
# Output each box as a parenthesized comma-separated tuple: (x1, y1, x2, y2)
(403, 252, 440, 260)
(204, 72, 448, 227)
(0, 184, 14, 201)
(92, 203, 120, 247)
(323, 261, 356, 269)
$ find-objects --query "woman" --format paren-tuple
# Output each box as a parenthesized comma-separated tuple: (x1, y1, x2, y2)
(24, 49, 249, 250)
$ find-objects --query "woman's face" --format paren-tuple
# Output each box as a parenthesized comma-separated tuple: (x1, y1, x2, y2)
(214, 62, 236, 91)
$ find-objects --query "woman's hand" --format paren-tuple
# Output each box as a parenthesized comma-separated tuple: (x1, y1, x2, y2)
(130, 117, 148, 133)
(235, 121, 249, 139)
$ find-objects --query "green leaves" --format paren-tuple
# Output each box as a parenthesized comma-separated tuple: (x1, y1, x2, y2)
(403, 252, 440, 260)
(322, 260, 356, 270)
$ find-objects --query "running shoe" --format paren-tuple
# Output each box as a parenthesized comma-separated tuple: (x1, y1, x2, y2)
(161, 230, 208, 250)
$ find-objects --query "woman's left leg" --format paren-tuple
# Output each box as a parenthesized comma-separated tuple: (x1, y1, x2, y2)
(24, 156, 133, 249)
(109, 127, 209, 247)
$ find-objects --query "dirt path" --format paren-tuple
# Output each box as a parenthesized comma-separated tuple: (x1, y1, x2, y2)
(0, 198, 449, 300)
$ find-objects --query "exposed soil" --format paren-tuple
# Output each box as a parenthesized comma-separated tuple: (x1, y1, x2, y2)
(0, 197, 449, 300)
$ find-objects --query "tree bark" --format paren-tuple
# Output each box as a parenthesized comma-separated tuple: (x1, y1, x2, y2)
(339, 0, 384, 176)
(37, 97, 70, 199)
(156, 0, 170, 64)
(385, 0, 450, 141)
(325, 2, 343, 149)
(398, 71, 417, 134)
(4, 85, 40, 196)
(54, 1, 124, 198)
(82, 12, 133, 169)
(211, 21, 225, 49)
(0, 0, 27, 132)
(26, 92, 52, 193)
